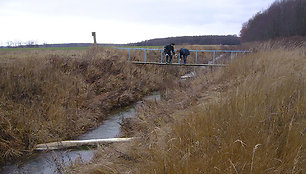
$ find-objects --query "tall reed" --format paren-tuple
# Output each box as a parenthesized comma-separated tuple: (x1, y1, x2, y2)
(79, 42, 305, 174)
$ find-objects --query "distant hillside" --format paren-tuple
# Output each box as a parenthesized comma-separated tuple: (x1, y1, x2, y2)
(129, 35, 240, 46)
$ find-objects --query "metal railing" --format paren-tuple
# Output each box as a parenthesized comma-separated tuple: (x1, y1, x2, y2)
(116, 47, 250, 65)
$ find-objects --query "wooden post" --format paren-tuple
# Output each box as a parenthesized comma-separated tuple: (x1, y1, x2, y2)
(92, 32, 97, 46)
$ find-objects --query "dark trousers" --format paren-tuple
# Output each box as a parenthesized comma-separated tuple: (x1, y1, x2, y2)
(181, 55, 187, 64)
(165, 53, 173, 63)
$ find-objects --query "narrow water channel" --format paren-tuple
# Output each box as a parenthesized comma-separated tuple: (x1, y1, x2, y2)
(1, 92, 161, 174)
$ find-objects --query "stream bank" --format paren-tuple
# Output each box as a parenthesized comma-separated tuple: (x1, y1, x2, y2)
(1, 92, 161, 174)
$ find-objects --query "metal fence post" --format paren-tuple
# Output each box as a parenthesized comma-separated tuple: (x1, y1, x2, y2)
(195, 51, 198, 64)
(144, 49, 147, 62)
(230, 51, 233, 61)
(213, 51, 216, 64)
(161, 50, 163, 63)
(128, 48, 130, 61)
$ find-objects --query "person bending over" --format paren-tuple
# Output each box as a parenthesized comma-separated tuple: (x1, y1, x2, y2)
(179, 48, 190, 64)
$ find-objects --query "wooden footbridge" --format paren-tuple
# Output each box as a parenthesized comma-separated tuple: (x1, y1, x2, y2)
(116, 47, 250, 67)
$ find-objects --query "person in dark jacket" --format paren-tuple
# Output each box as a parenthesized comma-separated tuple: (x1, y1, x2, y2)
(178, 48, 190, 64)
(164, 43, 176, 64)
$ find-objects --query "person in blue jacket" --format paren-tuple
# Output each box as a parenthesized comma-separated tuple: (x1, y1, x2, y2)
(178, 48, 190, 64)
(164, 43, 176, 64)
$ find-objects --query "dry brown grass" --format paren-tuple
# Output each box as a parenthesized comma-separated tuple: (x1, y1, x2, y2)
(73, 42, 305, 173)
(0, 46, 190, 165)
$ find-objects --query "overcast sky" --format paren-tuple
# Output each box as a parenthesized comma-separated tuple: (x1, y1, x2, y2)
(0, 0, 276, 46)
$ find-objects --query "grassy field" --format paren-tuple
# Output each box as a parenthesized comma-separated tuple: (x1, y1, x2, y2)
(0, 47, 89, 51)
(118, 46, 163, 49)
(0, 44, 238, 51)
(70, 41, 306, 173)
(0, 46, 191, 166)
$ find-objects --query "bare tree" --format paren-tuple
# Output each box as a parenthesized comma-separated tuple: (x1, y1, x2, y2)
(240, 0, 306, 42)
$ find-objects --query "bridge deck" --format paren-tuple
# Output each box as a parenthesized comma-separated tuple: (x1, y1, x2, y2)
(131, 61, 226, 67)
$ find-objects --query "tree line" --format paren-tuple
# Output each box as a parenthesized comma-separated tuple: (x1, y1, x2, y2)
(130, 35, 240, 46)
(240, 0, 306, 42)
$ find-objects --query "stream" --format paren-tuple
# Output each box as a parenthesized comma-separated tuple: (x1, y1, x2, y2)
(1, 92, 161, 174)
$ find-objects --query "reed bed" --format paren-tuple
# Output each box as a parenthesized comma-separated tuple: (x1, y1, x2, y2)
(0, 47, 190, 165)
(73, 42, 305, 174)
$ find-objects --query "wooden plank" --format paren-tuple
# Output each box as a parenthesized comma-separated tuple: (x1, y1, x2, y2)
(35, 137, 134, 151)
(131, 61, 226, 66)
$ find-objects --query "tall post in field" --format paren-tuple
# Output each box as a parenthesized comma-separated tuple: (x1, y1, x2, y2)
(92, 32, 97, 46)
